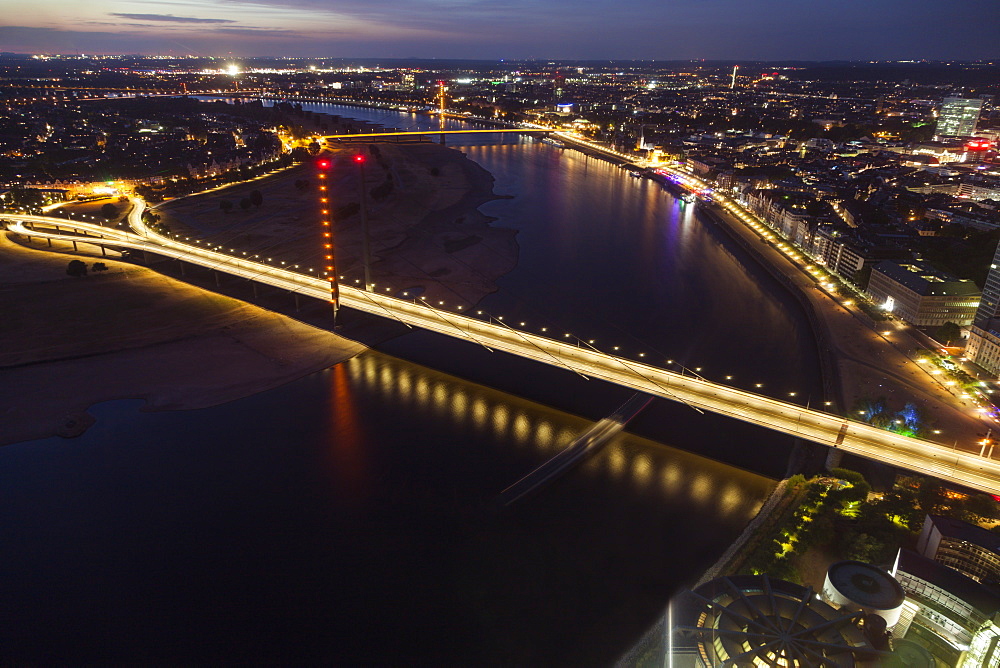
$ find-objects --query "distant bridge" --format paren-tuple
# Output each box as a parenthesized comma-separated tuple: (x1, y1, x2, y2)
(323, 128, 550, 140)
(5, 203, 1000, 494)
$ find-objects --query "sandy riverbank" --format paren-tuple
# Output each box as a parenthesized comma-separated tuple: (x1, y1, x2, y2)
(0, 235, 364, 446)
(156, 138, 517, 307)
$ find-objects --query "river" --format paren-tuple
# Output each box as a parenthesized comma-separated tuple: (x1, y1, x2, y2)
(0, 101, 822, 666)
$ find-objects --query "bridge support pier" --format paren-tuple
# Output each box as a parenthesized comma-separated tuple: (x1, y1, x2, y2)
(825, 447, 843, 471)
(71, 240, 78, 251)
(47, 238, 52, 247)
(294, 293, 300, 312)
(251, 281, 258, 299)
(213, 270, 220, 287)
(178, 259, 185, 276)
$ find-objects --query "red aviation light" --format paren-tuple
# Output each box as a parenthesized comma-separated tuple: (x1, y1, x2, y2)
(353, 154, 366, 164)
(317, 158, 331, 169)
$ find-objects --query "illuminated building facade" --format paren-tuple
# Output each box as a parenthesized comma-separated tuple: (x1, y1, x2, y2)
(916, 515, 1000, 584)
(892, 548, 1000, 667)
(865, 261, 980, 327)
(936, 97, 983, 139)
(967, 242, 1000, 375)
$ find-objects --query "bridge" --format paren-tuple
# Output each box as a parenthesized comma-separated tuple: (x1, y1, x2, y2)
(5, 202, 1000, 494)
(323, 128, 550, 140)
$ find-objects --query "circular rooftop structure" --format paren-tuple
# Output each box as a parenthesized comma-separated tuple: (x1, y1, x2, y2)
(823, 560, 906, 627)
(679, 574, 883, 667)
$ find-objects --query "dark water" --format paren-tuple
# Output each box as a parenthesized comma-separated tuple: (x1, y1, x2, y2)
(1, 353, 772, 666)
(0, 101, 820, 665)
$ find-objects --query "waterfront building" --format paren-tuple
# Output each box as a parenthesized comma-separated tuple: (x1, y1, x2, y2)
(810, 226, 910, 286)
(865, 261, 980, 327)
(891, 548, 1000, 667)
(744, 189, 816, 246)
(915, 514, 1000, 584)
(936, 98, 984, 139)
(671, 574, 887, 666)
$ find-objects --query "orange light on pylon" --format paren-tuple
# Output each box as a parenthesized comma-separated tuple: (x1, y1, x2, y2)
(317, 155, 339, 315)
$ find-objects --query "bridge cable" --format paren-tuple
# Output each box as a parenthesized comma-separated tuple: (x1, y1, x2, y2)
(415, 298, 495, 353)
(487, 315, 590, 381)
(575, 338, 705, 415)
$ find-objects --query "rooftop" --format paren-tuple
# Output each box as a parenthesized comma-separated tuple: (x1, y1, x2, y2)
(926, 514, 1000, 553)
(872, 260, 981, 297)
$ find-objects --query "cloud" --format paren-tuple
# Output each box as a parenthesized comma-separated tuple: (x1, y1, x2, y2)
(109, 13, 236, 24)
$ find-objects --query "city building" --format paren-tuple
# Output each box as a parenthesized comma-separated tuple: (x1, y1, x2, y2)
(865, 261, 981, 327)
(936, 97, 984, 139)
(809, 226, 911, 285)
(915, 514, 1000, 584)
(891, 548, 1000, 667)
(967, 326, 1000, 376)
(967, 242, 1000, 375)
(974, 243, 1000, 330)
(671, 574, 888, 666)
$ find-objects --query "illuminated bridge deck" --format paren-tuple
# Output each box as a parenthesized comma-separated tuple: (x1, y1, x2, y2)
(5, 205, 1000, 494)
(322, 128, 550, 140)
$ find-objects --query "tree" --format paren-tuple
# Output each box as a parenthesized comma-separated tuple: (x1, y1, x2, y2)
(962, 494, 1000, 523)
(917, 479, 949, 515)
(250, 190, 263, 207)
(4, 187, 45, 213)
(846, 533, 885, 563)
(92, 262, 108, 273)
(220, 200, 234, 214)
(239, 198, 251, 210)
(66, 260, 87, 277)
(100, 203, 119, 220)
(936, 321, 962, 346)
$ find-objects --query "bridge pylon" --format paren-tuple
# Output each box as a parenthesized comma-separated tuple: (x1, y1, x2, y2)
(316, 155, 339, 322)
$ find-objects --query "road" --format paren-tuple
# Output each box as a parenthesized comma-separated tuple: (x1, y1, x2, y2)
(4, 202, 1000, 494)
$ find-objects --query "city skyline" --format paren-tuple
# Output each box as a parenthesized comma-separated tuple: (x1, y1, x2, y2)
(2, 0, 998, 61)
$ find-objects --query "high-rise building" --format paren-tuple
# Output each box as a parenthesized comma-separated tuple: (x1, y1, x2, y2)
(936, 97, 983, 138)
(966, 242, 1000, 374)
(974, 242, 1000, 330)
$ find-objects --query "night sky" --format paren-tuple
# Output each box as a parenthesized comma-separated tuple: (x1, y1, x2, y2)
(1, 0, 998, 60)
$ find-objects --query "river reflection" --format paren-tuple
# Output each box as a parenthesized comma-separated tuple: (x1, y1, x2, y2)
(343, 351, 768, 522)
